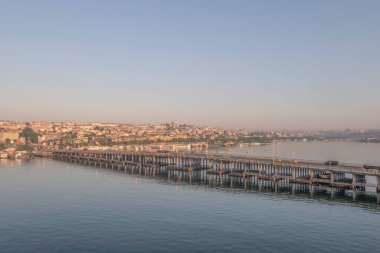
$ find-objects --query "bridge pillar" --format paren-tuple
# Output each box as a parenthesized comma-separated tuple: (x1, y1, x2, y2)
(352, 189, 357, 202)
(291, 167, 296, 179)
(310, 184, 315, 197)
(330, 172, 335, 183)
(352, 174, 357, 189)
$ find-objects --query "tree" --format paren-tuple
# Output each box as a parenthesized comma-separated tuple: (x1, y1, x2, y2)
(19, 127, 39, 144)
(94, 126, 104, 131)
(66, 131, 77, 139)
(98, 137, 113, 146)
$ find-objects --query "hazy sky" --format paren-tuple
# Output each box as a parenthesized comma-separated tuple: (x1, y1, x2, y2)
(1, 0, 379, 130)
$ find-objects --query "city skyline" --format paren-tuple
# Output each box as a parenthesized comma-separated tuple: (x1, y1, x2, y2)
(1, 1, 379, 129)
(1, 118, 380, 133)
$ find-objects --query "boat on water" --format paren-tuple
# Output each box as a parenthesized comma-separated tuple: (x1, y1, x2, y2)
(2, 151, 31, 161)
(7, 151, 16, 160)
(0, 152, 8, 159)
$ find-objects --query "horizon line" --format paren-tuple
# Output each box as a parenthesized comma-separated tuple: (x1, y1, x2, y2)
(1, 119, 379, 133)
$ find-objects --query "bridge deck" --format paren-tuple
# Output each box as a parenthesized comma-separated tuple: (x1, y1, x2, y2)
(40, 149, 380, 177)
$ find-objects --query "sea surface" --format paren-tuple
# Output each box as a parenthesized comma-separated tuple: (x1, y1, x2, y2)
(208, 140, 380, 165)
(1, 141, 380, 253)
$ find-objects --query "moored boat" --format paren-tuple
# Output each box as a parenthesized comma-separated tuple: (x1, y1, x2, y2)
(7, 151, 16, 160)
(0, 152, 8, 159)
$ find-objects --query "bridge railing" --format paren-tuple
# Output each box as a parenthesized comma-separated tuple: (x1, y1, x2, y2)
(45, 148, 370, 170)
(174, 151, 365, 168)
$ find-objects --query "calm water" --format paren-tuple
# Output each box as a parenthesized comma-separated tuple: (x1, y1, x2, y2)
(210, 140, 380, 191)
(209, 140, 380, 165)
(1, 142, 380, 253)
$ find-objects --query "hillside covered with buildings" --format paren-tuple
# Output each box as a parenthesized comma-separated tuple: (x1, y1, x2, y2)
(1, 120, 379, 153)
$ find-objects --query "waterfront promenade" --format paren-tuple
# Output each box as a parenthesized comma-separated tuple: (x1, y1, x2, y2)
(35, 149, 380, 201)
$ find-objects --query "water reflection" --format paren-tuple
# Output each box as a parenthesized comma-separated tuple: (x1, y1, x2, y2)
(3, 158, 380, 253)
(64, 159, 380, 212)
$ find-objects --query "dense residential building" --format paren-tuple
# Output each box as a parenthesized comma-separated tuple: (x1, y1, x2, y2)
(0, 130, 20, 143)
(0, 120, 379, 151)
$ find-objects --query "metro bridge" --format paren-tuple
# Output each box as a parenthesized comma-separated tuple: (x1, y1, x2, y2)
(34, 149, 380, 202)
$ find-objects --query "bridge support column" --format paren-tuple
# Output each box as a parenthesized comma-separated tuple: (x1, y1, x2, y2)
(310, 184, 315, 197)
(330, 172, 335, 184)
(309, 170, 314, 184)
(353, 189, 357, 202)
(352, 174, 357, 189)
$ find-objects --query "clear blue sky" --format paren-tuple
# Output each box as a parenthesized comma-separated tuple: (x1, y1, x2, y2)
(1, 0, 379, 130)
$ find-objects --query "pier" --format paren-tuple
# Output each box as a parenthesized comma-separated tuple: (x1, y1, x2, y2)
(35, 149, 380, 203)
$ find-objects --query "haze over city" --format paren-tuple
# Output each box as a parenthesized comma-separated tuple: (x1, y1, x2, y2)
(1, 0, 379, 129)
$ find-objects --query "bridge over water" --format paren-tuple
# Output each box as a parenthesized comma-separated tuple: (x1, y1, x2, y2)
(35, 149, 380, 202)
